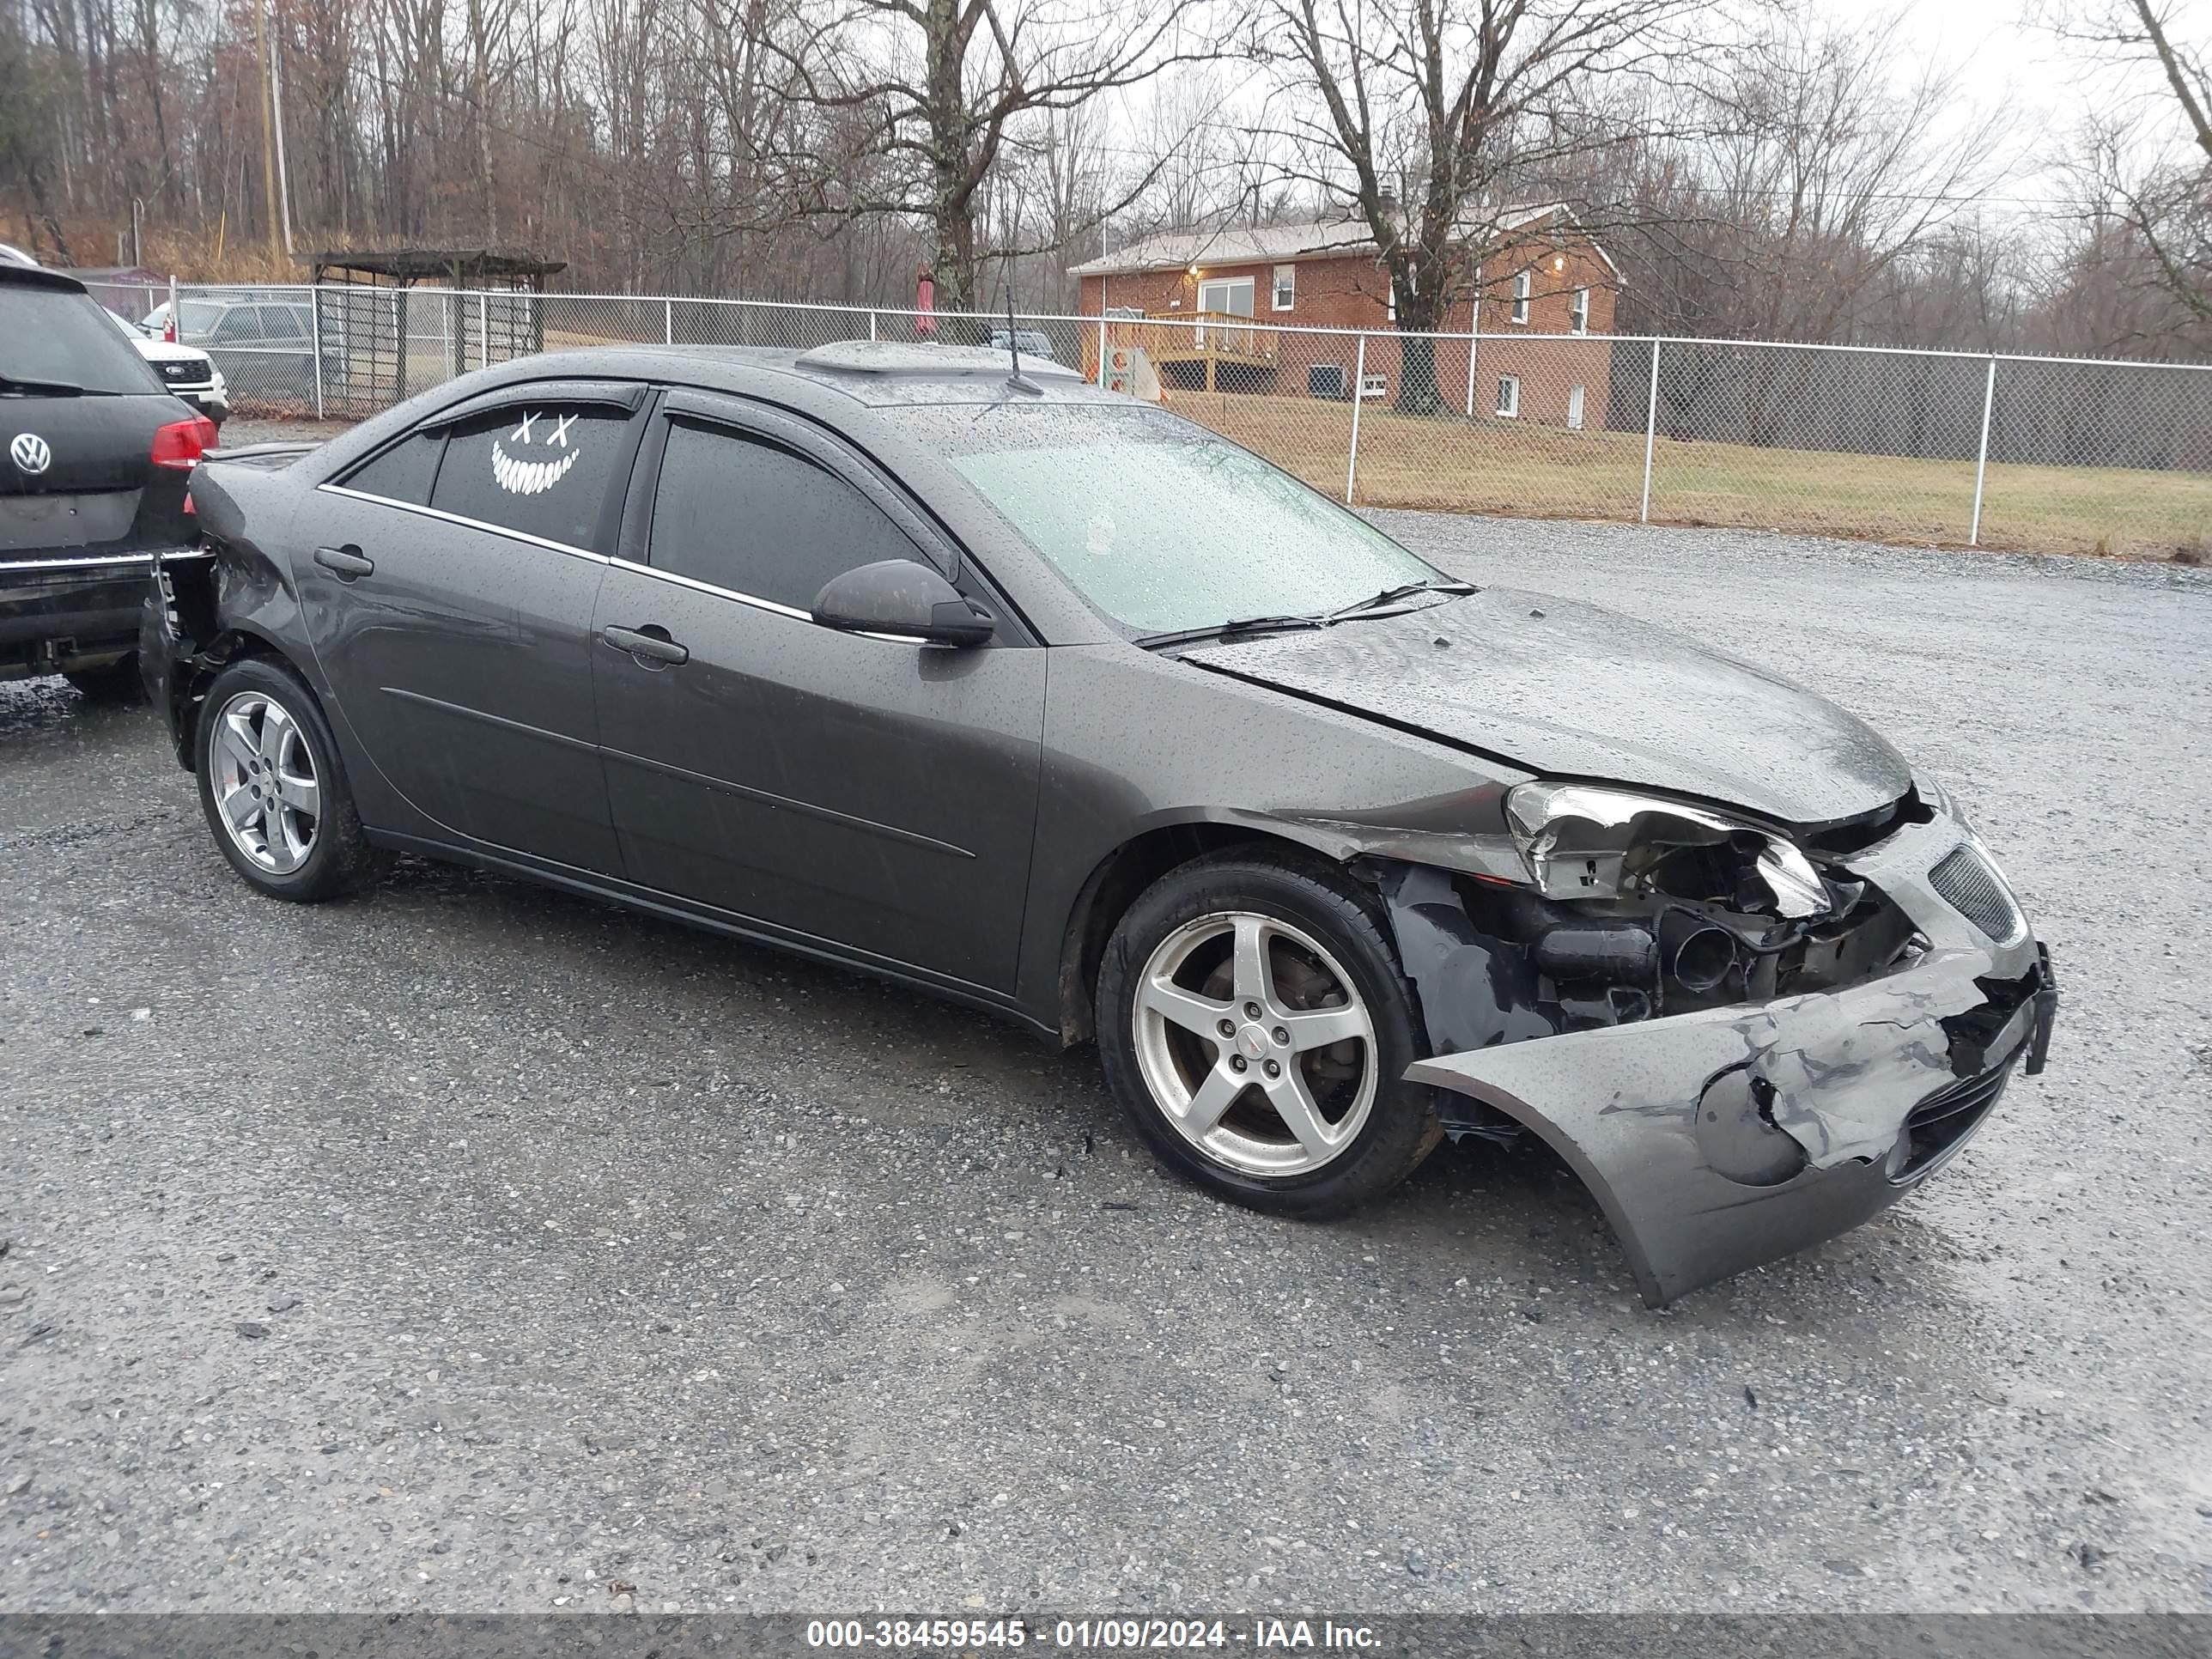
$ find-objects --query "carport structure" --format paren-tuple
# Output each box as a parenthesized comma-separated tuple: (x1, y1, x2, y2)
(304, 246, 567, 414)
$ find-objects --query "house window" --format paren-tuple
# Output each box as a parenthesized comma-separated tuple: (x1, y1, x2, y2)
(1511, 270, 1531, 325)
(1195, 276, 1255, 318)
(1273, 264, 1296, 312)
(1496, 374, 1521, 418)
(1571, 287, 1589, 335)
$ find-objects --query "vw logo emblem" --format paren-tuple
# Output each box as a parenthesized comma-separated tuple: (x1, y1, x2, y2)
(9, 432, 51, 476)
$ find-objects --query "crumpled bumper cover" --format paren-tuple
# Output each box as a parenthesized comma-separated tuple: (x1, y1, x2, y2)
(1404, 817, 2057, 1308)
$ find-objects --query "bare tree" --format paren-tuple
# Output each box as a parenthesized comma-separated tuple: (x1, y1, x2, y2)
(2034, 0, 2210, 348)
(1615, 9, 2016, 344)
(1255, 0, 1711, 410)
(766, 0, 1211, 313)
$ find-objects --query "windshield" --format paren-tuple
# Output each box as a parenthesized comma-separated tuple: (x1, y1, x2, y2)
(176, 300, 230, 336)
(909, 403, 1442, 636)
(0, 286, 166, 394)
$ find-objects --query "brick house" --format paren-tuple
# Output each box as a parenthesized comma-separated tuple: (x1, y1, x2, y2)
(1067, 204, 1620, 427)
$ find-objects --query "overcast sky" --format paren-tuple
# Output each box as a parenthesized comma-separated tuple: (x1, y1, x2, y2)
(1887, 0, 2069, 208)
(1853, 0, 2199, 210)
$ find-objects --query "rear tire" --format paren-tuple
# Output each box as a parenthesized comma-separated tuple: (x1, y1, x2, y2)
(64, 654, 143, 702)
(1096, 849, 1442, 1219)
(196, 655, 381, 902)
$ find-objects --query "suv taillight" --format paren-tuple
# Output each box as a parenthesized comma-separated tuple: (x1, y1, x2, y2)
(151, 415, 218, 471)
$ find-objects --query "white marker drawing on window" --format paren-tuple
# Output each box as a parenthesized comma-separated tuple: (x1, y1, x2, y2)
(491, 410, 583, 495)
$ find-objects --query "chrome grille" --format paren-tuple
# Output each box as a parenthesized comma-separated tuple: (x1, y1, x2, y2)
(158, 360, 206, 386)
(1929, 842, 2024, 943)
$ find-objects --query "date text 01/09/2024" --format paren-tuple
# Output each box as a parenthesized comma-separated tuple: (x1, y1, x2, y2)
(804, 1619, 1384, 1650)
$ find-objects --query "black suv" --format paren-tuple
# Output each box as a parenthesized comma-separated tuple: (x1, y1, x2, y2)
(2, 262, 214, 695)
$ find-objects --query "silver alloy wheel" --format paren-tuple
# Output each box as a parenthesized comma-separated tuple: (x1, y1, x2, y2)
(210, 691, 321, 875)
(1131, 910, 1378, 1177)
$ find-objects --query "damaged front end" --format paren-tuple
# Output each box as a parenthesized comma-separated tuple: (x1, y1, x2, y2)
(1368, 783, 2056, 1307)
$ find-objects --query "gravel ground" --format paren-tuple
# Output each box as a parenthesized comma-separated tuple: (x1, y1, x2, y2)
(3, 422, 2209, 1616)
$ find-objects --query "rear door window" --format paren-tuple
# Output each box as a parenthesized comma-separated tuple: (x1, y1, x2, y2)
(341, 430, 445, 507)
(428, 403, 635, 551)
(646, 419, 925, 611)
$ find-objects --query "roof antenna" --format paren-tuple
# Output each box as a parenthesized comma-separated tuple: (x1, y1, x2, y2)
(1005, 293, 1042, 396)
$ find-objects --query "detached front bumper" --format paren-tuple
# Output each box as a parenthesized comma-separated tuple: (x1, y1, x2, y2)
(1405, 817, 2057, 1307)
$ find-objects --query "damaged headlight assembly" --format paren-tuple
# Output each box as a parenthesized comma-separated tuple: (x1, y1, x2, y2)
(1494, 781, 1911, 1018)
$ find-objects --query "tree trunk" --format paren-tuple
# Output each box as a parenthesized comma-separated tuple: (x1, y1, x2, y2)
(921, 0, 986, 333)
(1393, 274, 1448, 416)
(933, 188, 982, 333)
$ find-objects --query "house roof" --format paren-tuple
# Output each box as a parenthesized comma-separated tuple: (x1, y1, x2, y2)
(1067, 203, 1616, 279)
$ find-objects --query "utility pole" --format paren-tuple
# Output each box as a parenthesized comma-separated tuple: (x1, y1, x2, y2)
(256, 0, 282, 258)
(270, 4, 295, 258)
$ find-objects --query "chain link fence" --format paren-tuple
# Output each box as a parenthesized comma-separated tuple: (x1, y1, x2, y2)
(94, 280, 2212, 562)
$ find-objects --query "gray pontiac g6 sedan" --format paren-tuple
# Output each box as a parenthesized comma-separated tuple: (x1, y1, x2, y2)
(145, 341, 2057, 1305)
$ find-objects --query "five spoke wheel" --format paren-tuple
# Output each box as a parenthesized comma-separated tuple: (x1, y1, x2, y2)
(1131, 910, 1378, 1177)
(210, 691, 322, 874)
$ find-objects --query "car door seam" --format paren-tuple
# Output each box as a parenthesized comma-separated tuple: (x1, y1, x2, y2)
(379, 685, 599, 754)
(599, 742, 978, 860)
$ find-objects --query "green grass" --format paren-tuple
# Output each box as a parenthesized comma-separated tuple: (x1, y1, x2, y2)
(1176, 390, 2212, 562)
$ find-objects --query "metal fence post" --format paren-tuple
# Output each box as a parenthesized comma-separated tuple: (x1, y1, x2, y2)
(1970, 356, 1996, 546)
(1639, 338, 1662, 523)
(664, 298, 674, 345)
(310, 285, 325, 420)
(1345, 334, 1368, 505)
(477, 293, 489, 369)
(869, 310, 879, 342)
(1097, 313, 1109, 386)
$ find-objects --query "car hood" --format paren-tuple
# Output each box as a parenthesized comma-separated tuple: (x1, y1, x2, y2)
(1180, 587, 1913, 827)
(132, 338, 213, 368)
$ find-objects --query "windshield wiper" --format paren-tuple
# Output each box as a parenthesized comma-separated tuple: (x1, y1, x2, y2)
(0, 373, 95, 397)
(1137, 613, 1332, 649)
(1322, 578, 1478, 620)
(1136, 580, 1479, 652)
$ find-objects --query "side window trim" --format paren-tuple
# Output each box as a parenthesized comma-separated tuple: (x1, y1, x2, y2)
(419, 378, 650, 432)
(316, 484, 611, 563)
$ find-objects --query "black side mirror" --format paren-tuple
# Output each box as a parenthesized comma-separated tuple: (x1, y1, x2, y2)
(811, 559, 994, 647)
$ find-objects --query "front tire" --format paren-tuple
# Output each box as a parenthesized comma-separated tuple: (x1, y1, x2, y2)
(196, 655, 380, 902)
(1097, 850, 1442, 1218)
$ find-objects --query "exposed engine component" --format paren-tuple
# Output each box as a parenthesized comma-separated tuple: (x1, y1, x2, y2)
(1479, 783, 1926, 1027)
